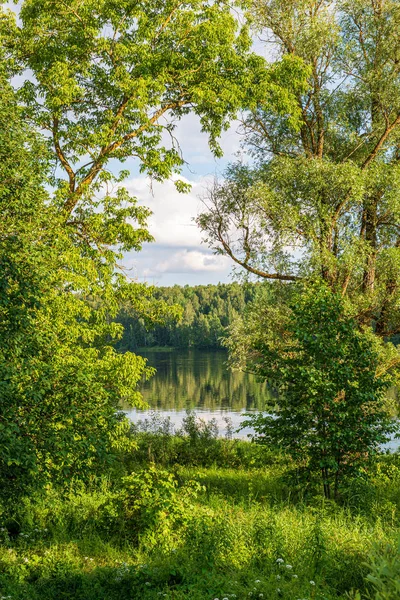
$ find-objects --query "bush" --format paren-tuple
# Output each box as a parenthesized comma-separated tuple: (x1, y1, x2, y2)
(130, 411, 275, 469)
(120, 466, 203, 541)
(364, 539, 400, 599)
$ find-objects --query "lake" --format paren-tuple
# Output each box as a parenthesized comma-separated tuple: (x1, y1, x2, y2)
(125, 349, 275, 438)
(125, 348, 399, 449)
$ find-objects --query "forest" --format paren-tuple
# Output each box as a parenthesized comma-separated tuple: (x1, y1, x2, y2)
(117, 282, 400, 350)
(1, 1, 400, 599)
(116, 283, 259, 349)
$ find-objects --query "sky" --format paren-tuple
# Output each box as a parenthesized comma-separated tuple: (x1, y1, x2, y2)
(122, 115, 243, 287)
(121, 36, 271, 288)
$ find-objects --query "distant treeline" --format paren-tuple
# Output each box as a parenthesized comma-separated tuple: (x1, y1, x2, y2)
(116, 283, 259, 350)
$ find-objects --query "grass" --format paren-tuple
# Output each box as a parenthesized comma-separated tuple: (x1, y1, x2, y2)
(1, 430, 400, 600)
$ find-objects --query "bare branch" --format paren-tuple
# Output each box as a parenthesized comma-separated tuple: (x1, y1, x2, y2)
(216, 223, 300, 282)
(362, 112, 400, 169)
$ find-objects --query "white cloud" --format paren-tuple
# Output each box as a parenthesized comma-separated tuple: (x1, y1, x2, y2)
(122, 174, 233, 284)
(125, 175, 213, 249)
(144, 250, 230, 276)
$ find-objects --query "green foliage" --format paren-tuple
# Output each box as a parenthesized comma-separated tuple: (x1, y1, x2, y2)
(0, 73, 163, 498)
(116, 282, 259, 350)
(0, 0, 306, 250)
(120, 466, 203, 542)
(198, 0, 400, 351)
(364, 539, 400, 600)
(234, 284, 398, 498)
(1, 443, 400, 599)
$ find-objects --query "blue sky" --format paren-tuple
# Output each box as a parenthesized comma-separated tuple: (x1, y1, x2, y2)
(122, 114, 243, 287)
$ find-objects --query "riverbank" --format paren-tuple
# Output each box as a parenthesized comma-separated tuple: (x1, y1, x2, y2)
(1, 432, 399, 599)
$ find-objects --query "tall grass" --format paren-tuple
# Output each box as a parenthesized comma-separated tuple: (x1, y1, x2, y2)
(1, 419, 400, 599)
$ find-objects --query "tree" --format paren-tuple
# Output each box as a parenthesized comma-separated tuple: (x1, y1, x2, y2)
(233, 284, 397, 499)
(198, 0, 400, 344)
(0, 71, 171, 498)
(0, 0, 306, 257)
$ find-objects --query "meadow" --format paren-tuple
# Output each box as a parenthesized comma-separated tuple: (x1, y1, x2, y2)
(1, 418, 399, 600)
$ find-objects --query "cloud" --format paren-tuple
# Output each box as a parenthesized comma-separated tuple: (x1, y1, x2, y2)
(120, 112, 244, 286)
(122, 174, 233, 285)
(125, 175, 214, 249)
(143, 249, 230, 276)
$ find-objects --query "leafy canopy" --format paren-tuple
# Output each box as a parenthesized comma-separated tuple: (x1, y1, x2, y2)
(0, 74, 172, 497)
(2, 0, 307, 248)
(198, 0, 400, 344)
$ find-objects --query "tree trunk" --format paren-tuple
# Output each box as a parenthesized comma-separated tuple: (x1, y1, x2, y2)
(334, 467, 340, 501)
(322, 467, 331, 499)
(376, 279, 397, 335)
(362, 200, 378, 293)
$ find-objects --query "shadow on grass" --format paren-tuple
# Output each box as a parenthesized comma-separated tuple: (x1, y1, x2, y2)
(176, 465, 313, 506)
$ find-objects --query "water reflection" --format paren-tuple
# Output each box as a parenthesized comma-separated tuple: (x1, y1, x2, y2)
(124, 349, 273, 436)
(137, 349, 276, 412)
(124, 349, 399, 448)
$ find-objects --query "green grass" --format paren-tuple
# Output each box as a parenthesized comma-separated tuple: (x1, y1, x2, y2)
(1, 436, 400, 599)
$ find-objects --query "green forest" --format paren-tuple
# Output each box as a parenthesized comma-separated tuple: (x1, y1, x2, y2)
(116, 283, 259, 349)
(117, 281, 400, 350)
(2, 1, 400, 599)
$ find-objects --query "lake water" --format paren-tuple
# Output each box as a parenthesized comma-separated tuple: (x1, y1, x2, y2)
(125, 349, 275, 438)
(125, 349, 399, 449)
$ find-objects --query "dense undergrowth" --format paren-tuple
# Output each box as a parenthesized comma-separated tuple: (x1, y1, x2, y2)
(1, 415, 400, 600)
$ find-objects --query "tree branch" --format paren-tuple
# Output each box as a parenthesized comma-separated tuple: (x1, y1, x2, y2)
(216, 223, 300, 281)
(52, 117, 75, 194)
(362, 112, 400, 169)
(63, 99, 186, 215)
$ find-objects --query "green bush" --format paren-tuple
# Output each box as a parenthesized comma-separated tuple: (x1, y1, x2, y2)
(365, 539, 400, 599)
(119, 466, 203, 541)
(130, 411, 277, 469)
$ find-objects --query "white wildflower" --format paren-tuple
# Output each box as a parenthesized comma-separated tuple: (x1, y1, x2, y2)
(286, 564, 293, 569)
(276, 558, 284, 564)
(310, 580, 316, 586)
